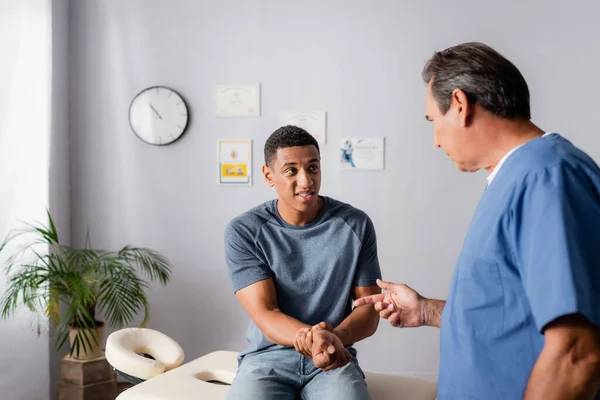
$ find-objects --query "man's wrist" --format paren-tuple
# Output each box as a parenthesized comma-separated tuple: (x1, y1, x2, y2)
(420, 298, 444, 328)
(332, 327, 345, 342)
(311, 321, 334, 331)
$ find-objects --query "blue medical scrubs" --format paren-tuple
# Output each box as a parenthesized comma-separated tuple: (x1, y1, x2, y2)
(438, 134, 600, 399)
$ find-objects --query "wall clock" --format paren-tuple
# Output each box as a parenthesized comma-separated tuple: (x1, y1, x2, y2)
(128, 86, 189, 145)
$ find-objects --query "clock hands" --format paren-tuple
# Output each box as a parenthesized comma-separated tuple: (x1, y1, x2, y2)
(149, 103, 163, 120)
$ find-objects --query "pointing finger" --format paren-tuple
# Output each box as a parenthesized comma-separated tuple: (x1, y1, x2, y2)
(353, 293, 386, 307)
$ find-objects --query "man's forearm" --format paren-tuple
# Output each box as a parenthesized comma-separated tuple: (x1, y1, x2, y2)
(523, 342, 600, 399)
(421, 298, 445, 328)
(333, 304, 379, 345)
(259, 309, 310, 346)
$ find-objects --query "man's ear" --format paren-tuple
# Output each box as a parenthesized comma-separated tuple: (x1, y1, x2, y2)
(451, 88, 472, 127)
(262, 164, 274, 187)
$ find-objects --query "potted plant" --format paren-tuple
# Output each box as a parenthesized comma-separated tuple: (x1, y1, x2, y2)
(0, 210, 172, 359)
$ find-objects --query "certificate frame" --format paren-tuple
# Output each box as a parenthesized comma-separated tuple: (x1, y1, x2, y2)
(215, 84, 260, 117)
(340, 137, 385, 170)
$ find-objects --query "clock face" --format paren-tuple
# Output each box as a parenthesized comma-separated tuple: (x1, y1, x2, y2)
(128, 86, 189, 145)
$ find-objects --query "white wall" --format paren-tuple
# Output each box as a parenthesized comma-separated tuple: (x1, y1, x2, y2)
(49, 0, 71, 398)
(67, 0, 600, 380)
(0, 1, 52, 399)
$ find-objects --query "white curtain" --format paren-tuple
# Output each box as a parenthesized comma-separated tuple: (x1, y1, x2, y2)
(0, 0, 52, 398)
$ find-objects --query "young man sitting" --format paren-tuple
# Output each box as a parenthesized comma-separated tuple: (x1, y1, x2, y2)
(224, 125, 382, 399)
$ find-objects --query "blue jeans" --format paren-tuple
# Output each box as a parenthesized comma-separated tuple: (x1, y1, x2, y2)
(226, 348, 371, 400)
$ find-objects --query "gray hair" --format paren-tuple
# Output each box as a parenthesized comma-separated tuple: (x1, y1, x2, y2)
(422, 42, 531, 119)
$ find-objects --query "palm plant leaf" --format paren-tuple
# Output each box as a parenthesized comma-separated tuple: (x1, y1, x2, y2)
(0, 210, 173, 356)
(118, 246, 172, 284)
(97, 261, 150, 328)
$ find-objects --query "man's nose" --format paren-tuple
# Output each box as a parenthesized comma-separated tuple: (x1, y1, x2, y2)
(297, 170, 313, 187)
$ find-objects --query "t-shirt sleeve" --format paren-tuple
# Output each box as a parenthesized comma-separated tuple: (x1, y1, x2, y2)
(224, 220, 272, 293)
(353, 214, 382, 287)
(515, 163, 600, 332)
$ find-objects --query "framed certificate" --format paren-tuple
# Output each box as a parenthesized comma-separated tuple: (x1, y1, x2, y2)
(215, 84, 260, 117)
(340, 138, 385, 170)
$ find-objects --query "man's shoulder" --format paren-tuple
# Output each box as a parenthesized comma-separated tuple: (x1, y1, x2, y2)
(324, 196, 373, 228)
(516, 133, 600, 181)
(226, 200, 277, 238)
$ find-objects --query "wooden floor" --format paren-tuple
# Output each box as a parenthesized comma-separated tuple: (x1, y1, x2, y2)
(116, 382, 134, 396)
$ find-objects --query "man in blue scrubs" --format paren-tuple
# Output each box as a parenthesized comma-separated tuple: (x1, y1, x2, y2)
(354, 42, 600, 399)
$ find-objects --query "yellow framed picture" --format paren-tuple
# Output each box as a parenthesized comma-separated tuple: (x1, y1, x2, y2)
(217, 139, 252, 185)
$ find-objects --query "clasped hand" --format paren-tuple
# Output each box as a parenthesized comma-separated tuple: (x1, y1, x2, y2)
(293, 322, 351, 371)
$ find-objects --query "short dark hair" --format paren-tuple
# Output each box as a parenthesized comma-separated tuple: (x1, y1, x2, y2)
(264, 125, 320, 165)
(422, 42, 531, 119)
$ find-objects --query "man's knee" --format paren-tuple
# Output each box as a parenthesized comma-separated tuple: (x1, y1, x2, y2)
(303, 361, 371, 400)
(227, 358, 297, 400)
(227, 373, 296, 400)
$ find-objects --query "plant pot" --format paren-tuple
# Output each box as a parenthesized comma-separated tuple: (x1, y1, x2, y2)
(68, 321, 105, 360)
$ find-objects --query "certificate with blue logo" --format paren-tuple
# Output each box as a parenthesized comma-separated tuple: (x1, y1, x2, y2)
(340, 138, 385, 170)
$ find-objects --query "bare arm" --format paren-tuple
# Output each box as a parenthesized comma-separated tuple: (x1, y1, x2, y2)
(235, 278, 310, 346)
(524, 314, 600, 400)
(294, 286, 380, 371)
(421, 298, 445, 328)
(333, 285, 381, 345)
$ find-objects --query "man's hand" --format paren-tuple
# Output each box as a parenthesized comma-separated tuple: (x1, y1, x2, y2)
(294, 327, 313, 358)
(353, 279, 430, 328)
(293, 322, 351, 371)
(312, 321, 334, 332)
(311, 329, 351, 371)
(293, 322, 334, 358)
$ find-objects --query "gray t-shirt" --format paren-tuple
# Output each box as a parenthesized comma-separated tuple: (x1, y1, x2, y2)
(224, 196, 382, 358)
